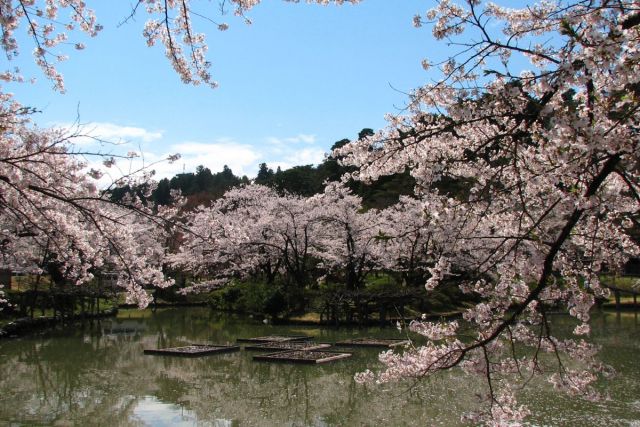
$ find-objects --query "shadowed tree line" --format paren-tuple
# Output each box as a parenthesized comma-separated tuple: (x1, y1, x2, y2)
(109, 128, 470, 210)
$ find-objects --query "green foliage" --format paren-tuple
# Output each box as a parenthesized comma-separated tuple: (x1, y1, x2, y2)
(254, 163, 274, 186)
(108, 164, 246, 207)
(363, 273, 399, 293)
(208, 281, 287, 318)
(107, 127, 476, 211)
(352, 169, 416, 209)
(599, 274, 640, 292)
(251, 129, 421, 208)
(163, 164, 243, 204)
(273, 165, 324, 196)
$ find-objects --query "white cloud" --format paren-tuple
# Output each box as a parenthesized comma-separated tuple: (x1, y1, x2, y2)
(266, 133, 317, 146)
(83, 138, 262, 188)
(157, 140, 326, 180)
(54, 121, 164, 145)
(88, 122, 164, 143)
(167, 140, 261, 178)
(290, 134, 317, 144)
(81, 132, 328, 188)
(266, 136, 283, 146)
(269, 147, 327, 172)
(285, 147, 326, 165)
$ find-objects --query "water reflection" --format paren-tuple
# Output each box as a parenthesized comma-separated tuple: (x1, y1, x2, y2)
(0, 308, 638, 426)
(131, 396, 237, 427)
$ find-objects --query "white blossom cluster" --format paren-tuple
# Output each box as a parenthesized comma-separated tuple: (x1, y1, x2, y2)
(0, 0, 638, 424)
(0, 0, 360, 90)
(0, 92, 177, 307)
(334, 0, 640, 424)
(171, 183, 430, 293)
(0, 0, 101, 91)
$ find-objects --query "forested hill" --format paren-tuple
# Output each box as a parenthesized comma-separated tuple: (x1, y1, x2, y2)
(109, 128, 467, 210)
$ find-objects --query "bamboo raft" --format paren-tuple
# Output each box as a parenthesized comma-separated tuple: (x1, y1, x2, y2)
(244, 341, 332, 352)
(144, 344, 240, 357)
(236, 335, 310, 343)
(334, 338, 410, 348)
(253, 350, 352, 364)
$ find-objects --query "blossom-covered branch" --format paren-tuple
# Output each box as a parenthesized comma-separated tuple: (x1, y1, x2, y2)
(0, 0, 361, 90)
(0, 93, 180, 307)
(339, 0, 640, 423)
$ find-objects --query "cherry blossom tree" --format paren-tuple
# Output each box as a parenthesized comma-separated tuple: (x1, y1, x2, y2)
(339, 0, 640, 423)
(312, 183, 383, 291)
(171, 184, 324, 296)
(2, 0, 638, 422)
(0, 0, 102, 92)
(0, 0, 361, 307)
(376, 195, 440, 287)
(0, 1, 188, 308)
(169, 185, 284, 292)
(0, 96, 178, 307)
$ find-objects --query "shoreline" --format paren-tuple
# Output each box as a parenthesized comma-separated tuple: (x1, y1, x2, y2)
(2, 303, 637, 340)
(0, 307, 118, 339)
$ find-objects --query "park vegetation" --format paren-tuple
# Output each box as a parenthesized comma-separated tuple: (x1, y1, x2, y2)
(0, 0, 639, 425)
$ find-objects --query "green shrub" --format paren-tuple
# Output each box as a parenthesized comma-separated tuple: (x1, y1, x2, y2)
(209, 281, 288, 317)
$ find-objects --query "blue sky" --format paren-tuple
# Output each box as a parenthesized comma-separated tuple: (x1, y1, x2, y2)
(9, 1, 441, 179)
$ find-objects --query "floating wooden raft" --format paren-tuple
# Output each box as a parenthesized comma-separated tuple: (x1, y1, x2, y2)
(144, 344, 240, 357)
(236, 335, 310, 343)
(254, 350, 352, 364)
(244, 341, 332, 352)
(334, 338, 410, 348)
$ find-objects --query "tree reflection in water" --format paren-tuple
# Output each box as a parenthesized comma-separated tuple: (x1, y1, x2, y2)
(0, 308, 637, 426)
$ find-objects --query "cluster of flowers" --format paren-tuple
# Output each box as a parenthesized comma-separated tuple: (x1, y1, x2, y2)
(334, 0, 639, 423)
(0, 92, 178, 307)
(1, 0, 638, 424)
(171, 183, 441, 293)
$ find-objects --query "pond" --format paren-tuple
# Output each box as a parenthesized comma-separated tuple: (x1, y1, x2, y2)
(0, 308, 638, 426)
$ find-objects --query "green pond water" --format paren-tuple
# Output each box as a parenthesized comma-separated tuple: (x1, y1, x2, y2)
(0, 307, 638, 426)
